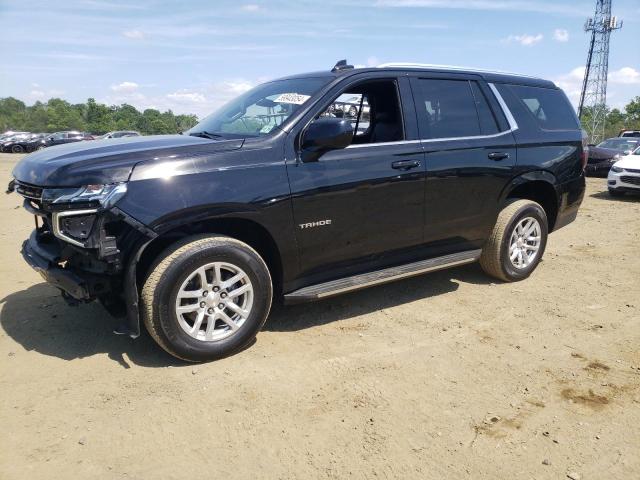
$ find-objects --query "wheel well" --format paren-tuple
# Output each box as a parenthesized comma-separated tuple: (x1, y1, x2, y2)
(507, 181, 559, 231)
(136, 218, 283, 295)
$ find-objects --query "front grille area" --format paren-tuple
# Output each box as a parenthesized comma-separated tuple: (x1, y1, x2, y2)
(620, 175, 640, 186)
(15, 181, 43, 201)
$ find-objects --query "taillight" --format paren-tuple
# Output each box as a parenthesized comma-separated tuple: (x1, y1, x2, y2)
(581, 131, 589, 171)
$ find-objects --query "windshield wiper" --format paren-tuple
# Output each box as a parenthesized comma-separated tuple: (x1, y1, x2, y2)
(188, 131, 225, 139)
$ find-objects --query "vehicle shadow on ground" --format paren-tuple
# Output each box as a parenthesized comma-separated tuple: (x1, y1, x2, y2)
(590, 191, 640, 202)
(0, 283, 182, 369)
(265, 263, 492, 332)
(0, 264, 492, 367)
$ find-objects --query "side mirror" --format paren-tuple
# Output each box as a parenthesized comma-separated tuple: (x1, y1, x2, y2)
(301, 117, 353, 162)
(623, 150, 631, 155)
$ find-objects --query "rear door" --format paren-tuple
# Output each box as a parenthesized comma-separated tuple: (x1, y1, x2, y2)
(409, 74, 517, 247)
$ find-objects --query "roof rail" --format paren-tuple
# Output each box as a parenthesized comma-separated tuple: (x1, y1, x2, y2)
(376, 62, 540, 79)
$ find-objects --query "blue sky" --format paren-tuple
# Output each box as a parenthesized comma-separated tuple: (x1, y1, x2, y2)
(1, 0, 638, 118)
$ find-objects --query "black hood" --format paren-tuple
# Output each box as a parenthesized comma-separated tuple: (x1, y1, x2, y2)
(12, 135, 244, 187)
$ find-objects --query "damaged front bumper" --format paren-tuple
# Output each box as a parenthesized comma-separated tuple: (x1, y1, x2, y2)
(12, 180, 157, 339)
(22, 230, 96, 302)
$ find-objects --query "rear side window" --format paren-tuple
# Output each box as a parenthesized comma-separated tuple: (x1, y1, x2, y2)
(414, 79, 479, 139)
(509, 85, 579, 131)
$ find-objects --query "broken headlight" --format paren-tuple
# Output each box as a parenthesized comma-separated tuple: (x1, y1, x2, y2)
(41, 184, 127, 247)
(42, 183, 128, 209)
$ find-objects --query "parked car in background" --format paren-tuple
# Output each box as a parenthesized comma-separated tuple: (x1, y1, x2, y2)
(618, 129, 640, 138)
(597, 137, 640, 155)
(584, 144, 621, 176)
(608, 146, 640, 197)
(0, 131, 29, 143)
(1, 133, 33, 153)
(1, 133, 47, 153)
(100, 131, 141, 139)
(45, 131, 94, 147)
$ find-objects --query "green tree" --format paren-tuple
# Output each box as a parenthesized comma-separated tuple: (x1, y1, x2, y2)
(0, 97, 27, 131)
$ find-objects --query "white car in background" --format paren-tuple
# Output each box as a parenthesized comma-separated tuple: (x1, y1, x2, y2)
(608, 146, 640, 197)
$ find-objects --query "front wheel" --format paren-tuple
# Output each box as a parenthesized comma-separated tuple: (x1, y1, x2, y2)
(141, 235, 272, 362)
(11, 145, 24, 153)
(608, 188, 625, 198)
(480, 199, 548, 282)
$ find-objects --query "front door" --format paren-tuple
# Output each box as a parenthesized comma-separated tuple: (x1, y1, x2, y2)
(287, 77, 425, 282)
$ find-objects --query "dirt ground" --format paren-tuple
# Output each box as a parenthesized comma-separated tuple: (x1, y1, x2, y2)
(0, 152, 638, 480)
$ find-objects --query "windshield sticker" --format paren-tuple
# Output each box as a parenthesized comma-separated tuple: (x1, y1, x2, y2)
(274, 93, 310, 105)
(260, 124, 275, 134)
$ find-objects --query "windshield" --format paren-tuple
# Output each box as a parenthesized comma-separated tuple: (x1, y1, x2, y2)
(597, 138, 640, 152)
(186, 77, 330, 138)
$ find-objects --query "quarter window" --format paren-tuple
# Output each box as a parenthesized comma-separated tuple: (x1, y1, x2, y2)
(509, 85, 579, 131)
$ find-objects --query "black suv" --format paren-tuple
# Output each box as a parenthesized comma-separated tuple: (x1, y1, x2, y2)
(45, 131, 94, 146)
(9, 61, 586, 361)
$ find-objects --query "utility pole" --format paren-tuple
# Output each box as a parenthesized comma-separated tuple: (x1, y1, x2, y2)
(578, 0, 622, 144)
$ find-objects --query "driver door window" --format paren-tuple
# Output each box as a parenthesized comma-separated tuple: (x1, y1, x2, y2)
(317, 80, 404, 145)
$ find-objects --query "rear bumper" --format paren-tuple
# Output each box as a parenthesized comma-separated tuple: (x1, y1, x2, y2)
(585, 161, 613, 176)
(553, 173, 585, 232)
(21, 230, 104, 301)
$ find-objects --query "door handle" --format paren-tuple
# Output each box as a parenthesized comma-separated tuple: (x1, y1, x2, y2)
(392, 160, 421, 170)
(488, 152, 510, 161)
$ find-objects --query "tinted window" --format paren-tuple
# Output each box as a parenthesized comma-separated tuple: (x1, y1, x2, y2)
(470, 82, 499, 135)
(414, 79, 481, 139)
(509, 85, 579, 131)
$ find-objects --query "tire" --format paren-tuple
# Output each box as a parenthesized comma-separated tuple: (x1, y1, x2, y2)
(608, 188, 625, 198)
(141, 235, 273, 362)
(480, 199, 548, 282)
(11, 145, 24, 153)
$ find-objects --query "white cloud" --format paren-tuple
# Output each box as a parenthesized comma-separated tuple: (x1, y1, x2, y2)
(375, 0, 583, 16)
(503, 33, 543, 46)
(123, 29, 145, 40)
(110, 81, 139, 93)
(553, 29, 569, 42)
(241, 4, 261, 11)
(99, 80, 256, 118)
(29, 90, 45, 100)
(554, 66, 585, 106)
(554, 66, 640, 110)
(166, 90, 207, 104)
(609, 67, 640, 85)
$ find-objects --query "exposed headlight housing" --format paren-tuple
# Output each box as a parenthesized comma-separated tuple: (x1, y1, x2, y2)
(41, 183, 127, 247)
(42, 183, 127, 210)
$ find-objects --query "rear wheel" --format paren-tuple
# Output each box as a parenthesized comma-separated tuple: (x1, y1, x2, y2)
(141, 235, 272, 362)
(480, 199, 548, 282)
(11, 145, 24, 153)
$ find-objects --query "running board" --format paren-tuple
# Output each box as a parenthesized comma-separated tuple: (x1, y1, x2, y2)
(284, 249, 482, 303)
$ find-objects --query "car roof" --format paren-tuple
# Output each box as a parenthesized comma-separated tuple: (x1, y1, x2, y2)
(273, 64, 557, 89)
